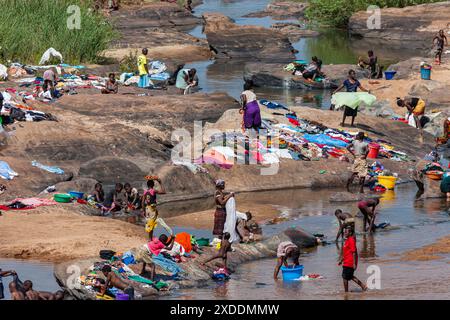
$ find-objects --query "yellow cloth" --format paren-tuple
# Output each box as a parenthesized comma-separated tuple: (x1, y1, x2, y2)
(413, 99, 425, 116)
(138, 54, 148, 76)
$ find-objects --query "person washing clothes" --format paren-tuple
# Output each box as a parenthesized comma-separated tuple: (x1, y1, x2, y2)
(213, 180, 234, 239)
(396, 97, 427, 130)
(176, 68, 198, 94)
(273, 241, 300, 280)
(138, 48, 150, 88)
(358, 50, 381, 79)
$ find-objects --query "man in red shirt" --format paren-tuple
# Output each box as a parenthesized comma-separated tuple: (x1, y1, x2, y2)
(339, 227, 367, 292)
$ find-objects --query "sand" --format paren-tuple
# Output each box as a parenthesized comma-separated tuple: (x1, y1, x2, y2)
(397, 236, 450, 261)
(0, 206, 147, 263)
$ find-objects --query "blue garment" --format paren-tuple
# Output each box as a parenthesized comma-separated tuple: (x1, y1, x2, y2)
(138, 75, 149, 88)
(31, 161, 64, 175)
(343, 79, 361, 92)
(152, 254, 183, 276)
(303, 134, 348, 148)
(0, 161, 18, 180)
(259, 99, 289, 111)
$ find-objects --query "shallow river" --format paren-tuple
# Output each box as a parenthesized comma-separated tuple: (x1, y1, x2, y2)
(184, 0, 425, 108)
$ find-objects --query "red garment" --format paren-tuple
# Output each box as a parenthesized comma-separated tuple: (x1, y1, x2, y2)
(147, 238, 165, 256)
(175, 232, 193, 253)
(357, 200, 368, 209)
(288, 118, 299, 126)
(342, 236, 357, 268)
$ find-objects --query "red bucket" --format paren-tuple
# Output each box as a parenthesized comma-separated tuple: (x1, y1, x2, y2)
(368, 143, 380, 159)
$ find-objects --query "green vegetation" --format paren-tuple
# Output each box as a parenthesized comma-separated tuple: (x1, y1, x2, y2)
(305, 0, 443, 28)
(0, 0, 117, 64)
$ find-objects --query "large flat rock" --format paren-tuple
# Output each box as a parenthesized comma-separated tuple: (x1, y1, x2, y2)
(349, 2, 450, 48)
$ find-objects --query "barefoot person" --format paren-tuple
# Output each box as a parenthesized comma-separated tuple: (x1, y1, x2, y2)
(101, 73, 118, 94)
(396, 97, 426, 130)
(335, 209, 354, 242)
(213, 180, 234, 239)
(333, 70, 370, 127)
(138, 48, 150, 88)
(273, 241, 300, 280)
(339, 227, 367, 293)
(358, 198, 380, 233)
(346, 132, 369, 193)
(240, 81, 261, 132)
(202, 232, 232, 269)
(101, 265, 135, 300)
(433, 30, 448, 65)
(142, 178, 171, 240)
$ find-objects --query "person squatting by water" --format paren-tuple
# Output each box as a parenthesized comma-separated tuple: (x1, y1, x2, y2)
(339, 226, 367, 293)
(346, 132, 369, 193)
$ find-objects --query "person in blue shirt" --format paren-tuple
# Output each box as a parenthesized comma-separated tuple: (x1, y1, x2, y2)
(333, 70, 370, 127)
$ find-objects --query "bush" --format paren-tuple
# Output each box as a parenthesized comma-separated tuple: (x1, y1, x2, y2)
(305, 0, 443, 28)
(0, 0, 117, 64)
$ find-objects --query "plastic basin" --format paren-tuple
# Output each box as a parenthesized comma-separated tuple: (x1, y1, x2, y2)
(377, 176, 397, 190)
(196, 238, 210, 247)
(420, 67, 431, 80)
(53, 193, 72, 203)
(281, 265, 304, 281)
(384, 71, 396, 80)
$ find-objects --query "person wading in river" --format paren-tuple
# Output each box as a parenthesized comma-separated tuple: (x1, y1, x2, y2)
(339, 227, 367, 293)
(346, 132, 369, 194)
(273, 241, 300, 280)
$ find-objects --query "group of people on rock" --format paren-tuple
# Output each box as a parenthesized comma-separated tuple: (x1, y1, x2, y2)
(0, 269, 64, 300)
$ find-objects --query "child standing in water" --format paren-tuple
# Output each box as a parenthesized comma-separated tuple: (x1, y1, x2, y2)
(142, 178, 172, 239)
(339, 227, 367, 293)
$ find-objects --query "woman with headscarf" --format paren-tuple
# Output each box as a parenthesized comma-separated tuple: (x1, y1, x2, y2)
(213, 180, 234, 238)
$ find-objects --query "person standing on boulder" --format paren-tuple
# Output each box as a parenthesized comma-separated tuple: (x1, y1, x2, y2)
(240, 81, 261, 132)
(138, 48, 150, 88)
(213, 180, 234, 239)
(346, 132, 369, 194)
(333, 70, 370, 127)
(433, 30, 447, 65)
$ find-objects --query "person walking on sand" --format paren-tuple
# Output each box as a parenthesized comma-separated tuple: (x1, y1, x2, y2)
(138, 48, 150, 88)
(333, 70, 370, 127)
(433, 30, 448, 65)
(213, 180, 234, 239)
(346, 132, 369, 194)
(339, 227, 367, 293)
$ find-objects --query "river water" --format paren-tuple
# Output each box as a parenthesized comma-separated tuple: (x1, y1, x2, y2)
(184, 0, 424, 108)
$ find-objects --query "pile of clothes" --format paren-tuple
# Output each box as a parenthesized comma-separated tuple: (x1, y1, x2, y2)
(0, 197, 57, 211)
(196, 100, 411, 169)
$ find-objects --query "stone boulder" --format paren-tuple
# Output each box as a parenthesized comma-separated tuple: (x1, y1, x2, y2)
(386, 57, 430, 79)
(349, 2, 450, 48)
(271, 23, 320, 42)
(203, 13, 295, 62)
(359, 99, 399, 118)
(408, 81, 450, 110)
(244, 1, 308, 19)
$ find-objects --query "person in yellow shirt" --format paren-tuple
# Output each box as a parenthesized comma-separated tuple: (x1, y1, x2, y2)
(396, 97, 426, 129)
(138, 48, 149, 88)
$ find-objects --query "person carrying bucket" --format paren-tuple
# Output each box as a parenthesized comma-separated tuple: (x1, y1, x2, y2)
(273, 241, 300, 280)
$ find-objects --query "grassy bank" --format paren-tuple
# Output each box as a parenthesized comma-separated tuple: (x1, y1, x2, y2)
(305, 0, 443, 27)
(0, 0, 117, 64)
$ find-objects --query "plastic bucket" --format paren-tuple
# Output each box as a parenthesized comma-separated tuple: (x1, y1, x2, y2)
(367, 143, 380, 159)
(116, 293, 129, 300)
(281, 265, 304, 281)
(421, 67, 431, 80)
(196, 238, 210, 247)
(53, 193, 72, 203)
(377, 176, 397, 190)
(384, 71, 396, 80)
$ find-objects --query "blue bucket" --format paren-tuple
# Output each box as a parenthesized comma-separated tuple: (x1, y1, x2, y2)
(420, 67, 431, 80)
(281, 265, 304, 281)
(384, 71, 396, 80)
(68, 191, 84, 199)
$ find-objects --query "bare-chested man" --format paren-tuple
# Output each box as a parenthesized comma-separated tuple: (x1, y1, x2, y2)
(22, 280, 40, 300)
(101, 265, 135, 300)
(335, 209, 354, 241)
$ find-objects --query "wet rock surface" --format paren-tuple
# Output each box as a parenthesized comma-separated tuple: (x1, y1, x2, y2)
(244, 1, 308, 19)
(203, 13, 295, 62)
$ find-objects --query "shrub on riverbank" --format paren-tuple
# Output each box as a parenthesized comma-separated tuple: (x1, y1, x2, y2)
(305, 0, 443, 28)
(0, 0, 117, 64)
